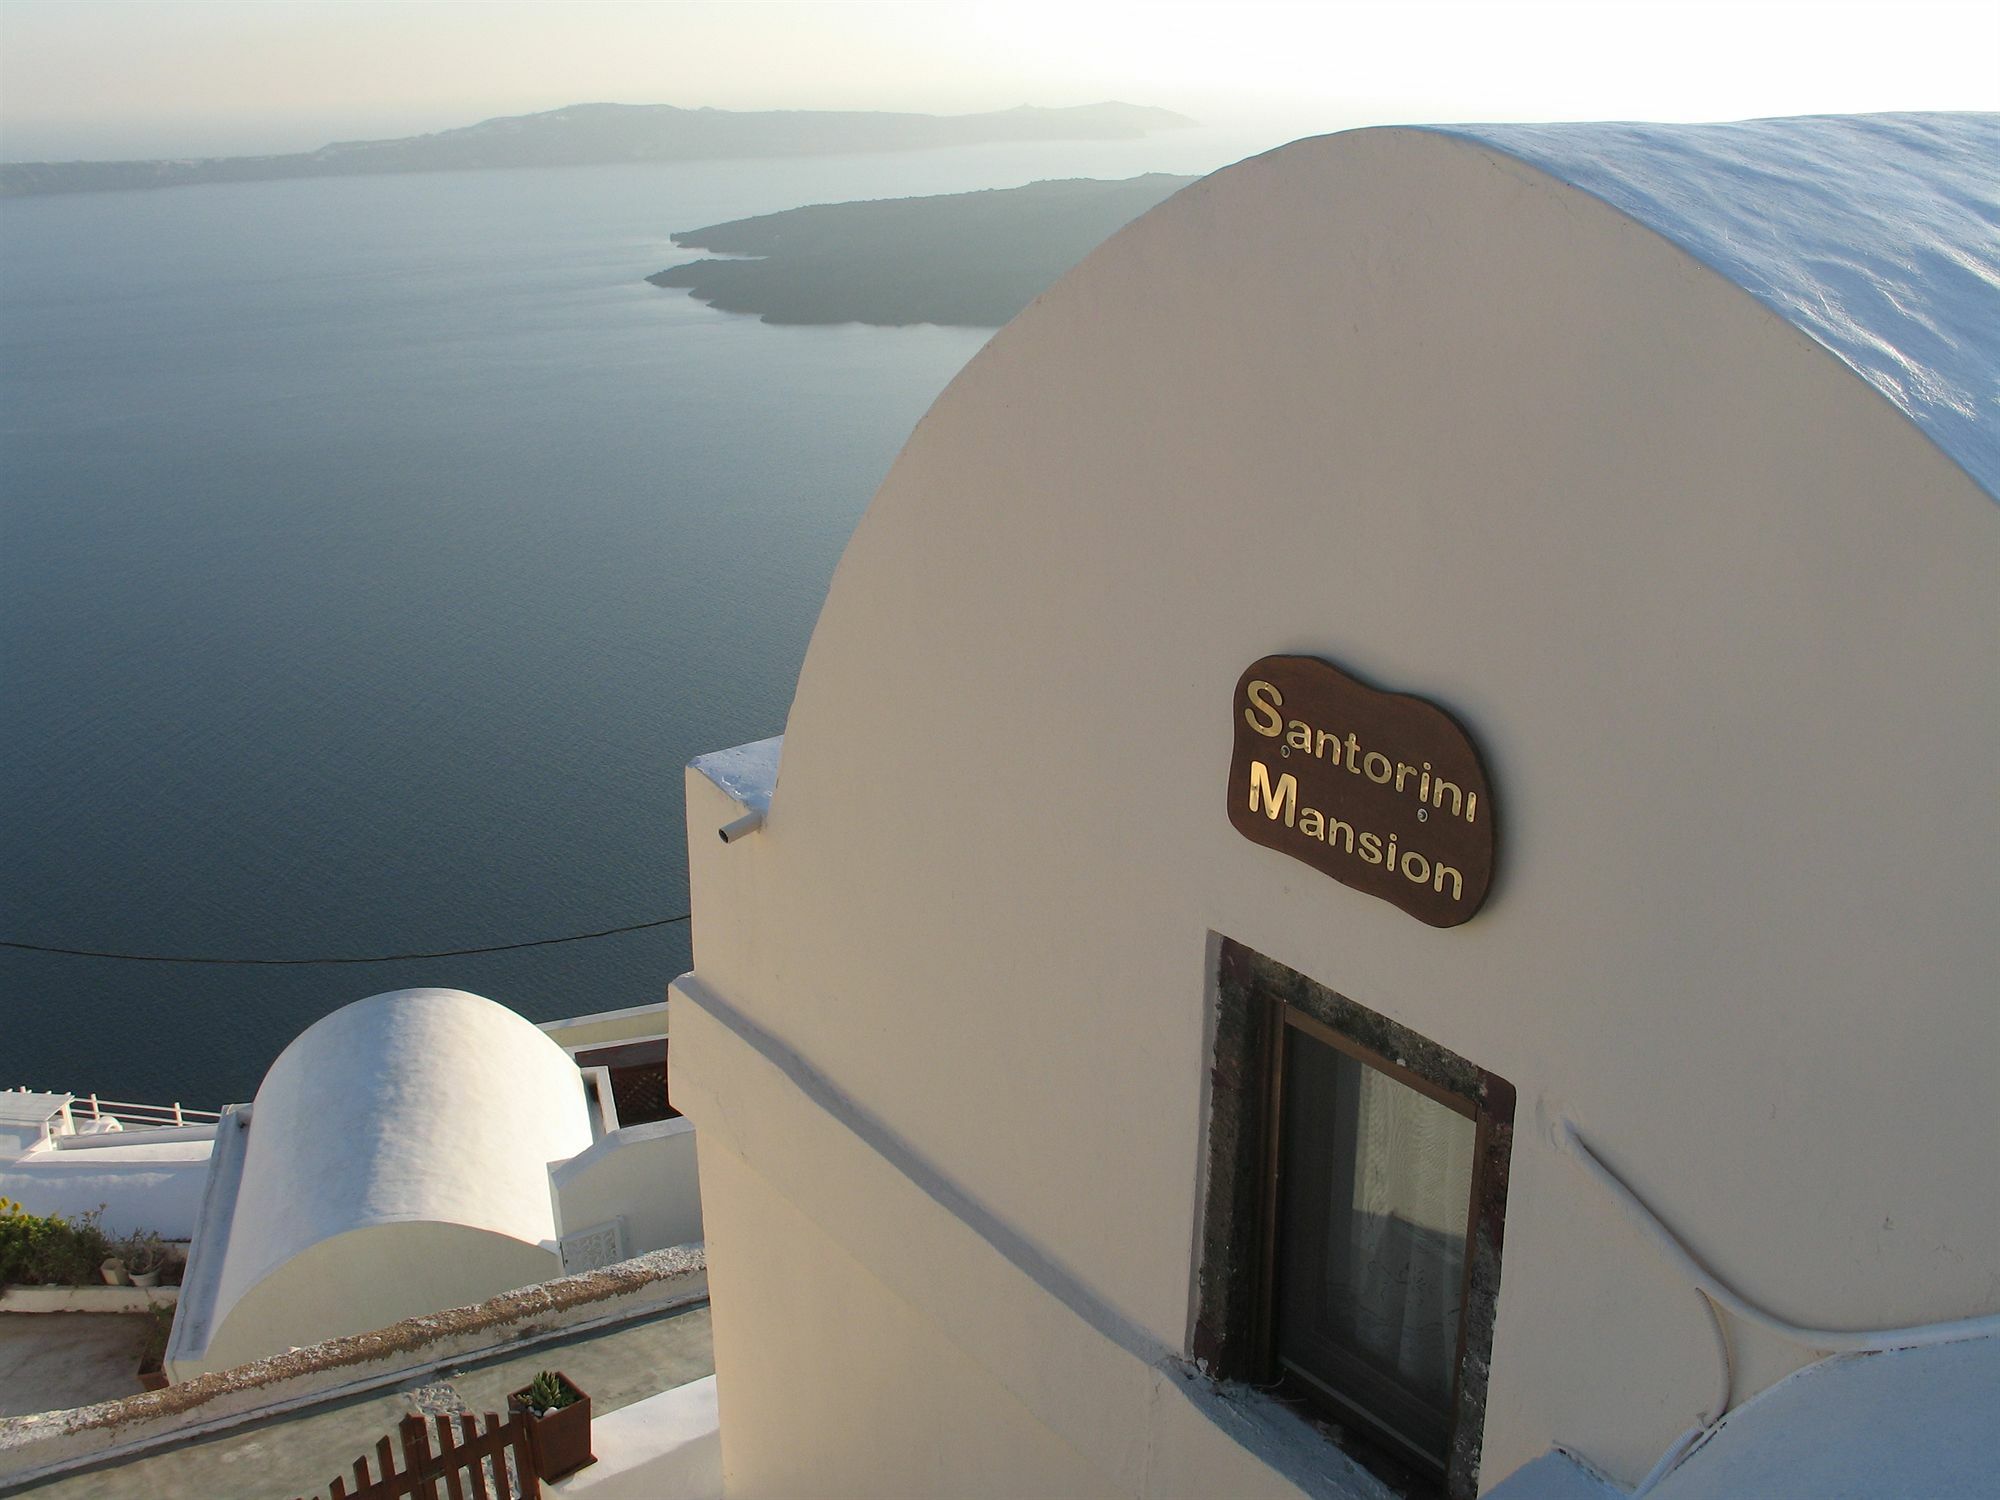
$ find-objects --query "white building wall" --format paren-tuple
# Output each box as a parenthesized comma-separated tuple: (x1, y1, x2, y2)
(698, 1141, 1125, 1500)
(670, 995, 1363, 1500)
(675, 123, 1997, 1494)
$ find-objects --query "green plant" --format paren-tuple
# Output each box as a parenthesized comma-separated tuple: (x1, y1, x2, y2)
(118, 1230, 166, 1276)
(0, 1201, 112, 1287)
(138, 1300, 175, 1369)
(525, 1370, 579, 1415)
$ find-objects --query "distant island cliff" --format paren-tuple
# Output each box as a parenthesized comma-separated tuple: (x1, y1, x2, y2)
(647, 173, 1198, 328)
(0, 101, 1193, 198)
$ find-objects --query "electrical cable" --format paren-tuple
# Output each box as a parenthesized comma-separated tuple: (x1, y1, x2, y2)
(1630, 1424, 1713, 1499)
(0, 914, 691, 966)
(1690, 1288, 1734, 1424)
(1561, 1118, 2000, 1494)
(1560, 1120, 2000, 1354)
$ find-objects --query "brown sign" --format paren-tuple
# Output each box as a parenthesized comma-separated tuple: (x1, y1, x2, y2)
(1228, 656, 1495, 926)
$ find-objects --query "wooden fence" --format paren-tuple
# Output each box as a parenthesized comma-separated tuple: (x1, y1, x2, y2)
(298, 1411, 539, 1500)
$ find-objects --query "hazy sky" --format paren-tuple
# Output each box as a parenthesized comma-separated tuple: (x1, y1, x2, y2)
(1, 0, 1995, 161)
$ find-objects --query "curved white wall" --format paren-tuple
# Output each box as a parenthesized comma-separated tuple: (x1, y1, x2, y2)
(679, 124, 1997, 1491)
(206, 988, 592, 1366)
(198, 1221, 560, 1372)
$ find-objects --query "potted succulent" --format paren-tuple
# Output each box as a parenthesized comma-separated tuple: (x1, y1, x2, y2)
(508, 1369, 595, 1481)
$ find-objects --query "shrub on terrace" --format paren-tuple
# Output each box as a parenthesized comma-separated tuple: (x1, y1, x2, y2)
(0, 1197, 114, 1287)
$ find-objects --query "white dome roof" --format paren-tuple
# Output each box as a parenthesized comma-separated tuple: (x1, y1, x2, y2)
(210, 988, 593, 1338)
(1432, 114, 1999, 500)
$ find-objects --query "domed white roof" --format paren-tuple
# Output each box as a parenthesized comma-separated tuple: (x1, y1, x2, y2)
(1432, 114, 1999, 499)
(209, 988, 593, 1338)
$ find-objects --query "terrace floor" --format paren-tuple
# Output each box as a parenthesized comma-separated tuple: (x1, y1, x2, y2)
(0, 1315, 152, 1419)
(14, 1299, 713, 1499)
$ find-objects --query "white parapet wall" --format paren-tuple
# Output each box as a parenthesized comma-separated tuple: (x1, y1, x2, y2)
(552, 1374, 721, 1499)
(0, 1286, 180, 1315)
(551, 1118, 703, 1262)
(1, 1132, 215, 1240)
(540, 1002, 670, 1052)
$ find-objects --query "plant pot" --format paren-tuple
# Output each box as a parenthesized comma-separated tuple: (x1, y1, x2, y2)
(508, 1373, 595, 1482)
(99, 1258, 129, 1286)
(130, 1267, 161, 1288)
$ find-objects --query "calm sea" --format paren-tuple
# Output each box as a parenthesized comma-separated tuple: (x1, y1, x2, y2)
(1, 127, 1275, 1107)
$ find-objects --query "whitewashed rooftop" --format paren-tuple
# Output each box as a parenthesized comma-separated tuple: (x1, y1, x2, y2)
(0, 1091, 71, 1128)
(1435, 114, 2000, 499)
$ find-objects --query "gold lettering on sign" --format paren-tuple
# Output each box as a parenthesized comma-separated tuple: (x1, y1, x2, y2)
(1228, 657, 1495, 926)
(1241, 762, 1469, 898)
(1234, 682, 1480, 823)
(1243, 680, 1284, 738)
(1247, 761, 1297, 826)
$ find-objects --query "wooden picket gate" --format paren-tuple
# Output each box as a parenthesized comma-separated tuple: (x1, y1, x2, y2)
(297, 1410, 540, 1500)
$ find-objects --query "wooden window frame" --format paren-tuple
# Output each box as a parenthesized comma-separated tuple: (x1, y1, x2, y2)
(1195, 939, 1514, 1500)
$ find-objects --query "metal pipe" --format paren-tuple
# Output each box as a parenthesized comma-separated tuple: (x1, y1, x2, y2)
(717, 810, 765, 843)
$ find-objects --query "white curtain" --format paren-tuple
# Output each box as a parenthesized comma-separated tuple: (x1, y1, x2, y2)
(1321, 1052, 1476, 1410)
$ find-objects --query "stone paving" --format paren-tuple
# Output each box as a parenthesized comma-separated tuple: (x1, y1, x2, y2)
(12, 1300, 713, 1500)
(0, 1316, 151, 1420)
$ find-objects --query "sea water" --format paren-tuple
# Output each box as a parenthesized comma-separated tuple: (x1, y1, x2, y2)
(1, 127, 1275, 1106)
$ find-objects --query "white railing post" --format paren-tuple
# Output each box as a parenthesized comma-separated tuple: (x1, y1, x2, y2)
(172, 1102, 184, 1126)
(89, 1093, 100, 1122)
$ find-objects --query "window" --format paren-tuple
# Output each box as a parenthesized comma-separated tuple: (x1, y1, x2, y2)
(1196, 941, 1514, 1500)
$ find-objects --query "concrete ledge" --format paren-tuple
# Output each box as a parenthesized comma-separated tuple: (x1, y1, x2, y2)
(689, 736, 780, 819)
(0, 1245, 705, 1491)
(0, 1286, 179, 1315)
(540, 1002, 671, 1052)
(52, 1124, 218, 1152)
(552, 1374, 721, 1499)
(162, 1101, 249, 1371)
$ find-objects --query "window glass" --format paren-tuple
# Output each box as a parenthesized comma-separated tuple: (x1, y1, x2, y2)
(1276, 1022, 1477, 1469)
